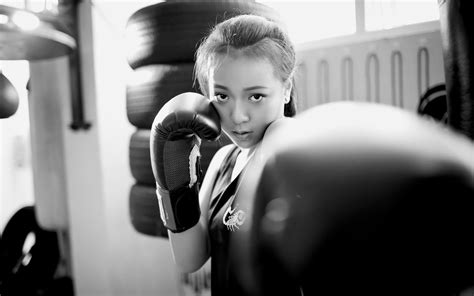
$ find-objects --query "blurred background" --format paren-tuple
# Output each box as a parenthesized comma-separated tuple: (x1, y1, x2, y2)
(0, 1, 446, 295)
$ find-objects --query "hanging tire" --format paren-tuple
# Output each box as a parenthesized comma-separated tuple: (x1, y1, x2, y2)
(129, 129, 154, 185)
(129, 129, 232, 186)
(0, 206, 59, 295)
(129, 184, 168, 238)
(125, 1, 280, 68)
(127, 63, 197, 129)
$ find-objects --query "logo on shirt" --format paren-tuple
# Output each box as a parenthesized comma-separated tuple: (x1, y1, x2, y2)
(223, 201, 246, 231)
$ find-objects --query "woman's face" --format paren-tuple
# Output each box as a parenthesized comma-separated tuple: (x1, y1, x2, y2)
(210, 54, 290, 150)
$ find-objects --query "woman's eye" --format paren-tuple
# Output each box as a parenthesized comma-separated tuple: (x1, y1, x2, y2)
(214, 93, 228, 102)
(249, 94, 264, 102)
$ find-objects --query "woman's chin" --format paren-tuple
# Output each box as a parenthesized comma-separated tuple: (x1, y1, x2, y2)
(233, 140, 256, 150)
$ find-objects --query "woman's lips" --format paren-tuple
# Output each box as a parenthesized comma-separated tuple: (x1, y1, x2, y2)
(232, 130, 252, 140)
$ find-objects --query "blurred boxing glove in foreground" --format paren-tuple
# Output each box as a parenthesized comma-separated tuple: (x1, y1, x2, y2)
(232, 102, 474, 296)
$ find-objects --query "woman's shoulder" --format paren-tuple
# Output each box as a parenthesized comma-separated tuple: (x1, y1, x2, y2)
(213, 143, 238, 163)
(252, 117, 294, 162)
(262, 117, 294, 143)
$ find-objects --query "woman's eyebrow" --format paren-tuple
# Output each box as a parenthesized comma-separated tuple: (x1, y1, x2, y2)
(244, 86, 268, 91)
(214, 84, 228, 90)
(213, 84, 268, 91)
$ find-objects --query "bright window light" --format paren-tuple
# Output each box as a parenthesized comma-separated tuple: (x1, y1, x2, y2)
(11, 10, 40, 31)
(0, 14, 8, 24)
(26, 0, 59, 14)
(0, 1, 24, 10)
(26, 1, 47, 13)
(44, 0, 59, 14)
(365, 0, 440, 31)
(259, 1, 356, 45)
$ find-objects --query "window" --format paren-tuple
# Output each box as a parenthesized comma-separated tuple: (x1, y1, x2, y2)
(259, 0, 440, 44)
(0, 0, 59, 14)
(364, 0, 440, 31)
(259, 1, 356, 45)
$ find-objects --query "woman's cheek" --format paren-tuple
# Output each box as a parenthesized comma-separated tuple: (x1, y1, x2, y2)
(211, 103, 226, 124)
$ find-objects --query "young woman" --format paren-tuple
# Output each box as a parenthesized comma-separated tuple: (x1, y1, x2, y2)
(150, 14, 300, 295)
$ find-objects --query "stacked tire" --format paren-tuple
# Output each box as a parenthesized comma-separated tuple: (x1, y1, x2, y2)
(125, 0, 280, 238)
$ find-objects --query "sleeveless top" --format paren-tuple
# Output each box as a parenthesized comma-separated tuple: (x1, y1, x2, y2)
(207, 145, 303, 296)
(208, 145, 245, 295)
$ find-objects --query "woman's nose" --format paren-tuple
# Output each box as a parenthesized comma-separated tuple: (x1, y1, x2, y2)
(230, 99, 250, 124)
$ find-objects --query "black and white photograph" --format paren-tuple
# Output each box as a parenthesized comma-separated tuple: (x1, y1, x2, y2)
(0, 1, 473, 295)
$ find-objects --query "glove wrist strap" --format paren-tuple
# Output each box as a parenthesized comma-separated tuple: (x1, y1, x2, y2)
(156, 185, 201, 233)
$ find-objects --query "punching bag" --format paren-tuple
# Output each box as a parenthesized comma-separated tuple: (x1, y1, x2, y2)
(0, 72, 19, 118)
(439, 0, 474, 139)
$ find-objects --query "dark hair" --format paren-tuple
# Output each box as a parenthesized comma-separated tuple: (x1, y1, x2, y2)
(195, 14, 297, 117)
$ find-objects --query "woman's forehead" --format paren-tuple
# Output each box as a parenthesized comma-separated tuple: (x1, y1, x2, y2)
(213, 56, 278, 82)
(213, 52, 278, 76)
(214, 47, 268, 62)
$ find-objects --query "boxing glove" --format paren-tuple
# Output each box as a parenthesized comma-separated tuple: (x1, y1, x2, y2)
(231, 102, 474, 296)
(150, 92, 221, 233)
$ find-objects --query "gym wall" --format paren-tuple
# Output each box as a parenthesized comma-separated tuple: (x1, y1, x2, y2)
(27, 1, 180, 295)
(295, 21, 445, 113)
(90, 1, 181, 295)
(0, 61, 34, 232)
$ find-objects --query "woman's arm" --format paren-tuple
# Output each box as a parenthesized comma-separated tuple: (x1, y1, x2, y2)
(168, 144, 235, 273)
